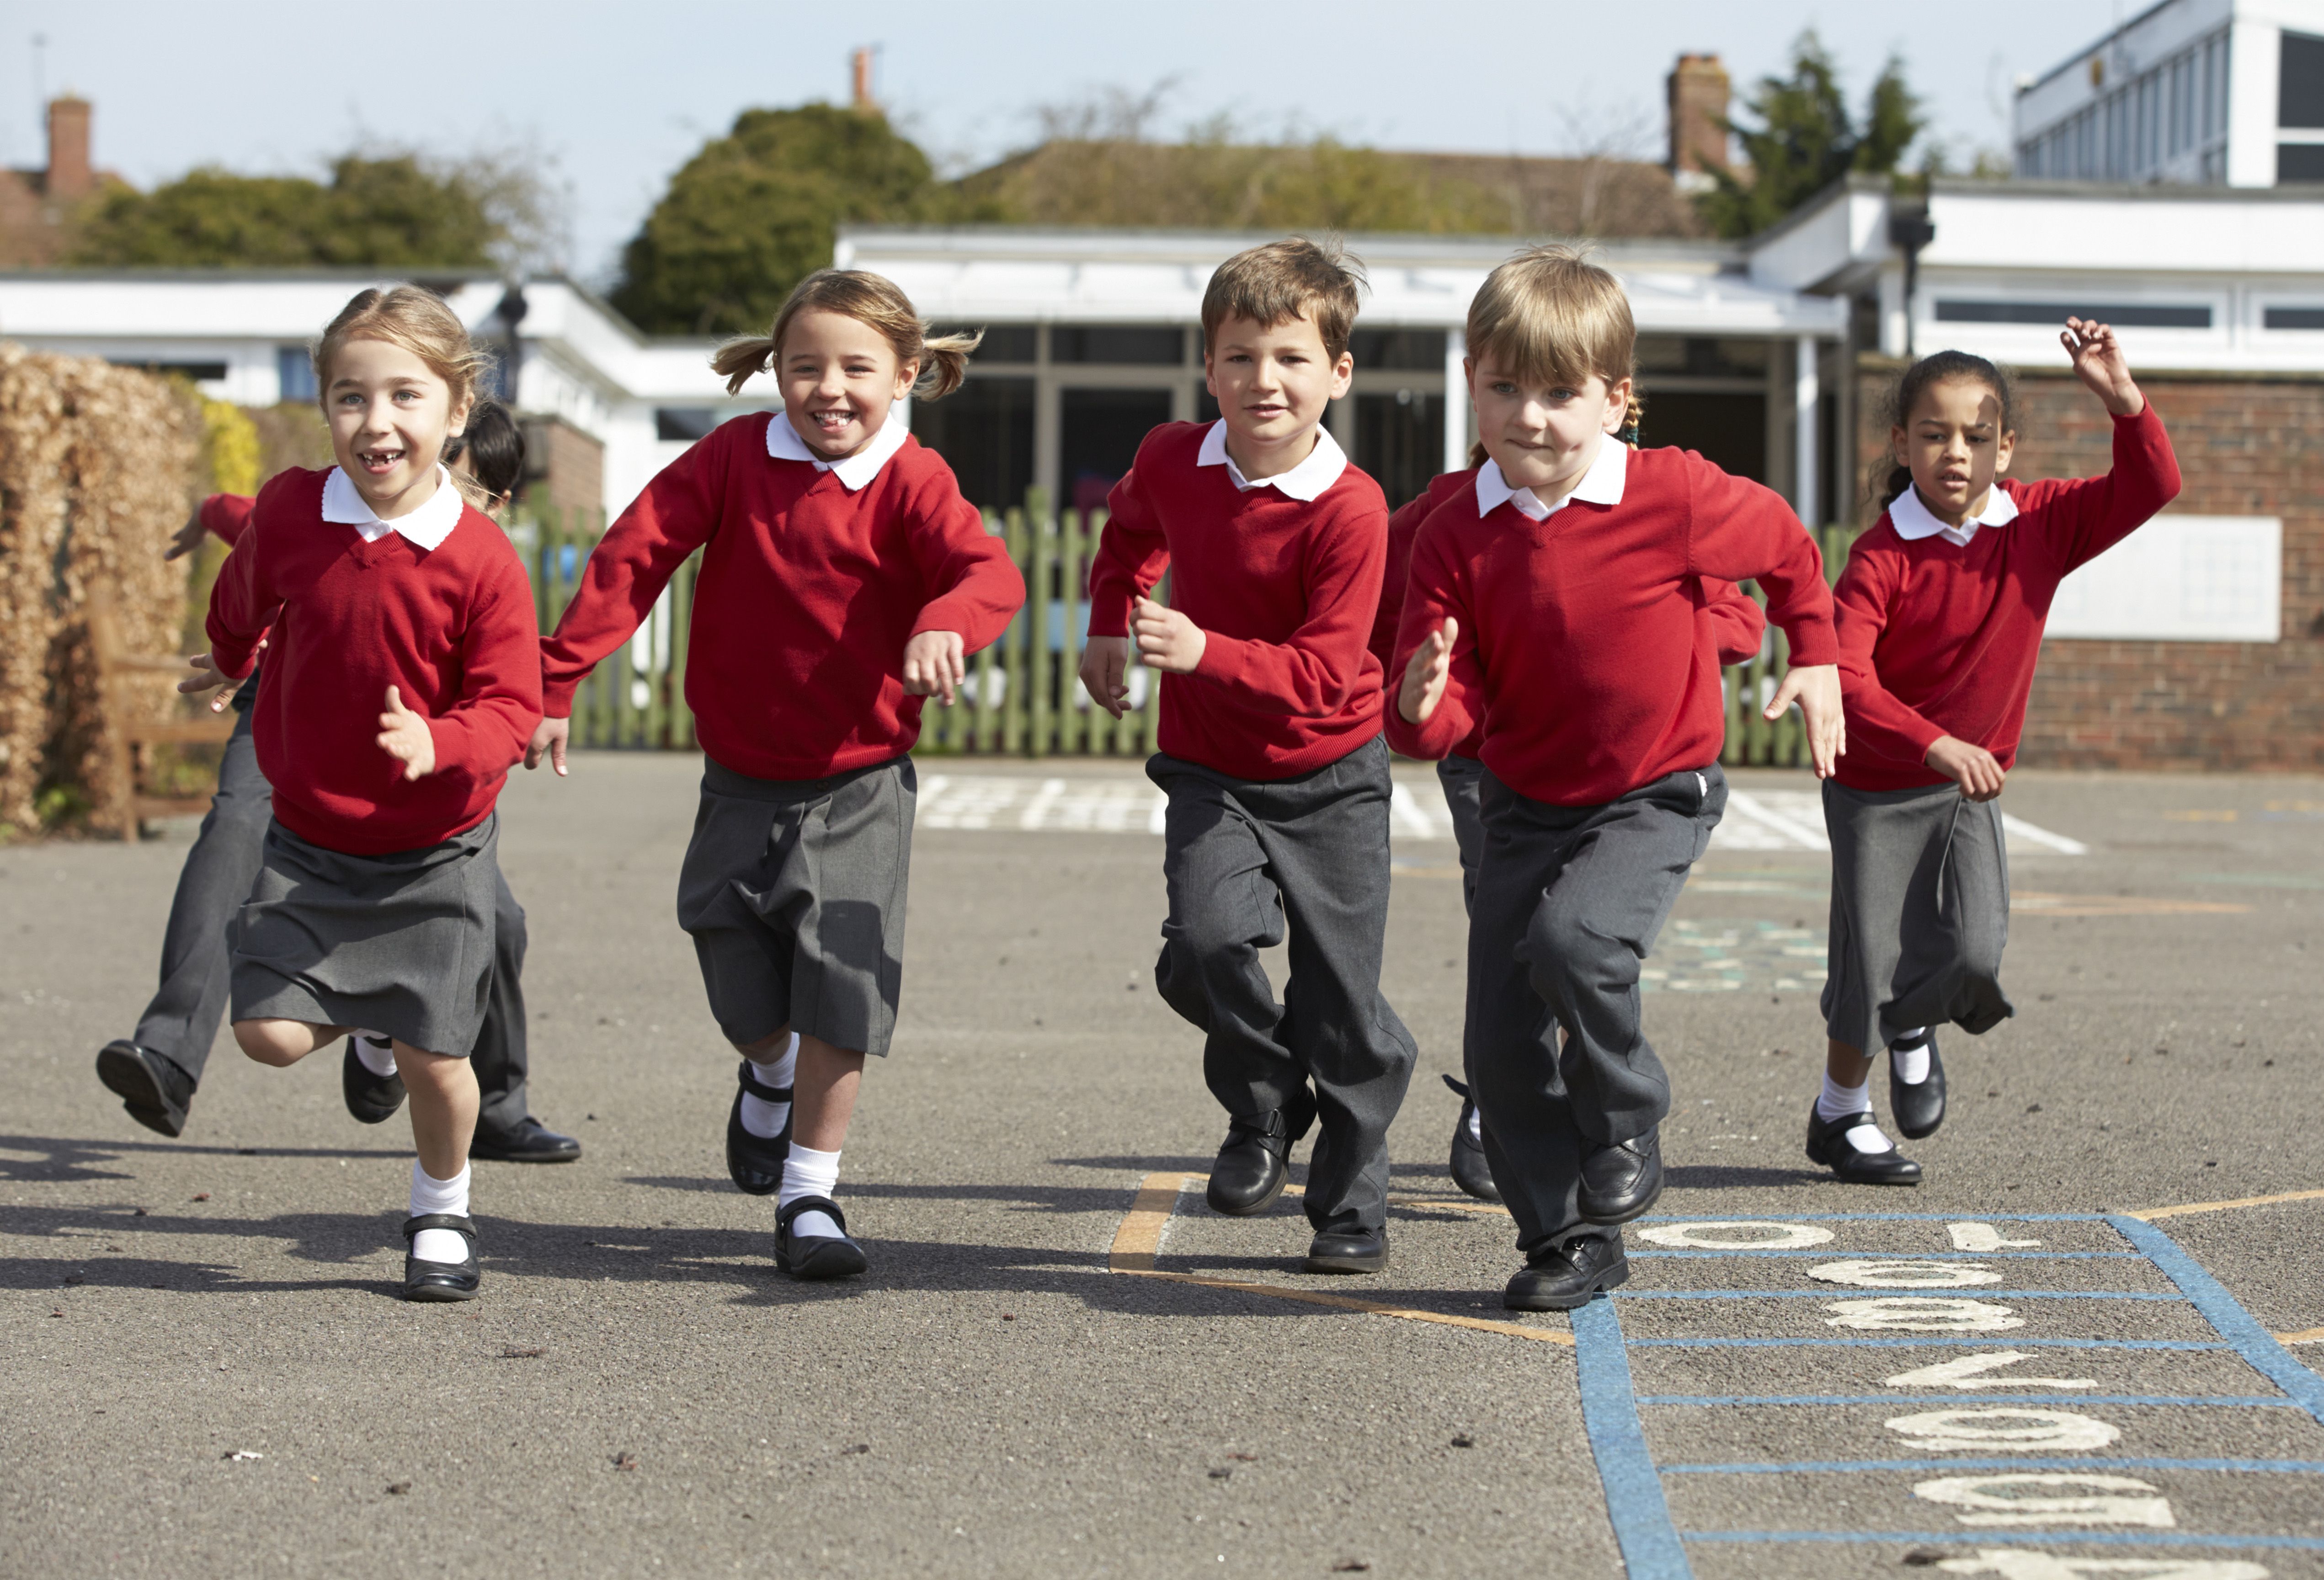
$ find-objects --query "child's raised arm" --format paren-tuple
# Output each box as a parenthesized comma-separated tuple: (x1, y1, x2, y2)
(2027, 318, 2182, 573)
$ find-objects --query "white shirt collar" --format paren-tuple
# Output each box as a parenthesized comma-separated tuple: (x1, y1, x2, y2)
(1474, 438, 1628, 522)
(1194, 419, 1349, 502)
(766, 407, 911, 491)
(322, 464, 463, 550)
(1890, 481, 2019, 547)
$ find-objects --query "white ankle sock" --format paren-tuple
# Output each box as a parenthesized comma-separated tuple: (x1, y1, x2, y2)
(778, 1143, 843, 1239)
(1816, 1074, 1893, 1153)
(1890, 1030, 1932, 1085)
(408, 1161, 471, 1263)
(739, 1033, 799, 1140)
(354, 1032, 398, 1078)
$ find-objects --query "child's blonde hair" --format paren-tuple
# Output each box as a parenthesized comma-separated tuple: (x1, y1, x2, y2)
(1201, 236, 1365, 364)
(313, 285, 498, 507)
(1466, 244, 1636, 395)
(712, 269, 977, 399)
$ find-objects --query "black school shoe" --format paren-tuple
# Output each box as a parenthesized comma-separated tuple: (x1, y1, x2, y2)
(725, 1060, 792, 1195)
(1205, 1084, 1318, 1217)
(96, 1041, 196, 1138)
(1504, 1235, 1629, 1311)
(1803, 1100, 1923, 1185)
(1577, 1128, 1663, 1224)
(401, 1214, 481, 1302)
(1305, 1225, 1388, 1274)
(470, 1117, 582, 1164)
(342, 1037, 406, 1125)
(775, 1196, 869, 1281)
(1442, 1074, 1502, 1203)
(1889, 1032, 1948, 1141)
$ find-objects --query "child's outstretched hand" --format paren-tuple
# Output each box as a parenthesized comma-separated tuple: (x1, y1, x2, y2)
(1132, 595, 1207, 674)
(1926, 735, 2006, 801)
(1398, 617, 1457, 725)
(1081, 635, 1130, 719)
(902, 630, 967, 705)
(2063, 317, 2144, 417)
(525, 717, 570, 776)
(177, 640, 263, 712)
(377, 686, 437, 781)
(1767, 662, 1845, 779)
(164, 507, 208, 562)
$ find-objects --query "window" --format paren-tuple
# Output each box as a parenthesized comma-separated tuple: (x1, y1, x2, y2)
(277, 345, 316, 401)
(911, 377, 1034, 511)
(2278, 144, 2324, 183)
(1051, 325, 1183, 364)
(938, 325, 1035, 363)
(115, 358, 228, 382)
(1347, 329, 1445, 371)
(1059, 389, 1174, 515)
(2263, 307, 2324, 329)
(2281, 31, 2324, 127)
(1642, 392, 1765, 483)
(1935, 300, 2212, 329)
(1354, 390, 1446, 511)
(655, 408, 725, 442)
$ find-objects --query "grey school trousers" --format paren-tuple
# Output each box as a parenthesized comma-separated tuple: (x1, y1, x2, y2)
(128, 702, 537, 1131)
(1468, 763, 1726, 1258)
(1437, 754, 1487, 916)
(1147, 735, 1418, 1234)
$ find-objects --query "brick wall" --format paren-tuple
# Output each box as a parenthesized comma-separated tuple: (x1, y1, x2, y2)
(1853, 361, 2324, 772)
(522, 416, 604, 521)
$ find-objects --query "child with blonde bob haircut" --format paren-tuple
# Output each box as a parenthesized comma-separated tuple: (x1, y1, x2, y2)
(530, 268, 1024, 1279)
(1084, 236, 1417, 1276)
(1390, 245, 1843, 1310)
(189, 284, 545, 1302)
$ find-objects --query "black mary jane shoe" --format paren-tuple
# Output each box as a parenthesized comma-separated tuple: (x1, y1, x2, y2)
(1577, 1128, 1663, 1225)
(342, 1036, 407, 1125)
(1889, 1032, 1948, 1141)
(1305, 1225, 1389, 1275)
(469, 1116, 583, 1164)
(1442, 1073, 1502, 1204)
(1205, 1084, 1317, 1218)
(1504, 1234, 1629, 1312)
(401, 1214, 481, 1302)
(96, 1041, 196, 1138)
(775, 1196, 869, 1281)
(725, 1061, 792, 1196)
(1803, 1100, 1923, 1185)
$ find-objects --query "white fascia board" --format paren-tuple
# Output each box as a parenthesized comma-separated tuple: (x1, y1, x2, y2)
(1747, 187, 1892, 292)
(1925, 187, 2324, 271)
(2228, 17, 2284, 184)
(0, 276, 416, 339)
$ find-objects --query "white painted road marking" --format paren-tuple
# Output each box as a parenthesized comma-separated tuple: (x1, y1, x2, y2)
(1824, 1296, 2027, 1331)
(1937, 1552, 2269, 1579)
(1810, 1259, 2005, 1289)
(1885, 1408, 2122, 1452)
(1952, 1222, 2046, 1250)
(1884, 1351, 2100, 1391)
(1637, 1222, 1836, 1250)
(1914, 1474, 2175, 1529)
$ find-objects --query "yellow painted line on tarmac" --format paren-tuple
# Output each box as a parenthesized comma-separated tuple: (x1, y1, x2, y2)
(2277, 1328, 2324, 1345)
(2013, 891, 2251, 917)
(2126, 1187, 2324, 1221)
(1106, 1171, 1572, 1347)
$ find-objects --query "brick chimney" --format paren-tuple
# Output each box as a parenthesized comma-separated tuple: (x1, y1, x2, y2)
(47, 95, 93, 201)
(1666, 54, 1732, 192)
(851, 48, 877, 114)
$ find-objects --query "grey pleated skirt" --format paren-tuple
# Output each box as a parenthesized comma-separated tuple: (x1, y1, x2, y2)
(1819, 779, 2013, 1056)
(230, 814, 501, 1057)
(675, 754, 915, 1058)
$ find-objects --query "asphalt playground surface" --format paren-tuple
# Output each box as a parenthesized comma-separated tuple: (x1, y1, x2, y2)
(4, 755, 2321, 1580)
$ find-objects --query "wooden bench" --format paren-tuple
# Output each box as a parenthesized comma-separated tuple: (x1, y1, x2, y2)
(85, 582, 237, 839)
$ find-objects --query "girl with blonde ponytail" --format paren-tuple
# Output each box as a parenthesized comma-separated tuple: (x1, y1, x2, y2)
(532, 268, 1025, 1281)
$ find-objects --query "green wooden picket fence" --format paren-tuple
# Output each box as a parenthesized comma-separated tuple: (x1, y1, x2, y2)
(510, 501, 1857, 768)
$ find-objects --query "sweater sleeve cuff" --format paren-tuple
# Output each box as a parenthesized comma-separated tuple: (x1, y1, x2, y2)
(1781, 616, 1839, 668)
(1087, 591, 1133, 640)
(1190, 630, 1243, 686)
(541, 676, 579, 718)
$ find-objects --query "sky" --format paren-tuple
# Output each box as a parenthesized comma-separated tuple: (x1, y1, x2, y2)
(2, 0, 2127, 286)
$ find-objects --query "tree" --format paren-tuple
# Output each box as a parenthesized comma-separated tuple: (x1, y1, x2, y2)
(610, 104, 971, 336)
(71, 155, 509, 268)
(1697, 32, 1926, 239)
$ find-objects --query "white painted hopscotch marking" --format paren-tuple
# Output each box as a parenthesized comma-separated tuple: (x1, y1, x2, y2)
(1937, 1552, 2270, 1580)
(1885, 1408, 2122, 1452)
(1883, 1351, 2100, 1391)
(1810, 1259, 2005, 1289)
(1952, 1222, 2046, 1250)
(1914, 1474, 2175, 1529)
(1636, 1221, 1835, 1250)
(1824, 1296, 2026, 1331)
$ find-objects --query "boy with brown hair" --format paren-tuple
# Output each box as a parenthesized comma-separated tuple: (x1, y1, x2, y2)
(1083, 236, 1415, 1276)
(1390, 246, 1844, 1310)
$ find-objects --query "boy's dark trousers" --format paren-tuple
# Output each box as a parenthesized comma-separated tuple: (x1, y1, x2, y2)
(128, 704, 537, 1131)
(1466, 763, 1726, 1258)
(1147, 735, 1418, 1235)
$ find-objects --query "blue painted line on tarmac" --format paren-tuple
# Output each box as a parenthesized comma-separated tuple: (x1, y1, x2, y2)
(1636, 1212, 2117, 1223)
(1680, 1531, 2324, 1552)
(1660, 1456, 2324, 1475)
(2110, 1214, 2324, 1429)
(1626, 1337, 2229, 1350)
(1615, 1289, 2184, 1301)
(1571, 1298, 1694, 1580)
(1631, 1249, 2140, 1260)
(1635, 1394, 2295, 1408)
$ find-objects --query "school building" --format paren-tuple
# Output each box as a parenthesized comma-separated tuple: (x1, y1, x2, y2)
(1, 10, 2319, 770)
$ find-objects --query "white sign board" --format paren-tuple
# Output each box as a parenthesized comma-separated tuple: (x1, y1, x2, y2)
(2046, 515, 2281, 642)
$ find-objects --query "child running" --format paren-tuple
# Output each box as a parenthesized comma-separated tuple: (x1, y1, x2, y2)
(188, 286, 544, 1302)
(526, 270, 1023, 1279)
(1805, 324, 2178, 1184)
(1369, 431, 1769, 1205)
(1083, 237, 1416, 1276)
(1390, 246, 1842, 1310)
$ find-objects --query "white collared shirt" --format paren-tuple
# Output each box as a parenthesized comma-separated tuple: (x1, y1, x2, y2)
(1474, 437, 1628, 522)
(1194, 419, 1349, 501)
(766, 406, 911, 491)
(322, 464, 463, 551)
(1889, 481, 2019, 547)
